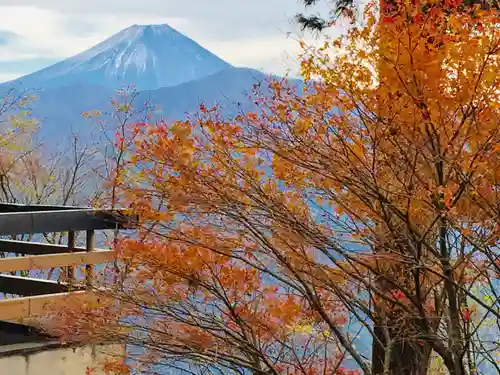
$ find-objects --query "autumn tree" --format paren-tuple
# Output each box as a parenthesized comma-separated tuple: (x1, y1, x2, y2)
(0, 87, 107, 283)
(0, 88, 38, 203)
(46, 2, 500, 375)
(82, 84, 155, 211)
(0, 87, 98, 213)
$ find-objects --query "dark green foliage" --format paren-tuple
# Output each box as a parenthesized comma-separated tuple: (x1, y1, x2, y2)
(295, 0, 356, 32)
(294, 0, 500, 32)
(295, 14, 328, 32)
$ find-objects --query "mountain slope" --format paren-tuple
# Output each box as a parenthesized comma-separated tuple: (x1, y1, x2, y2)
(137, 67, 280, 119)
(17, 67, 301, 144)
(3, 24, 231, 91)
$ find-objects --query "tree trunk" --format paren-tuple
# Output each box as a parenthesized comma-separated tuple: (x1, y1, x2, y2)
(371, 321, 431, 375)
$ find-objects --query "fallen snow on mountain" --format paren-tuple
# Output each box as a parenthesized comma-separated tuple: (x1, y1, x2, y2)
(4, 24, 232, 91)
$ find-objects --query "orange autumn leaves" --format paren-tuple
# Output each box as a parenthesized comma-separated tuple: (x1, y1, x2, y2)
(51, 1, 500, 374)
(297, 6, 500, 230)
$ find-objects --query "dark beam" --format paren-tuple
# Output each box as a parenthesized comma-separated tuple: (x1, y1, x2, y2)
(0, 240, 79, 255)
(0, 203, 80, 213)
(0, 321, 52, 345)
(0, 209, 137, 235)
(0, 274, 83, 296)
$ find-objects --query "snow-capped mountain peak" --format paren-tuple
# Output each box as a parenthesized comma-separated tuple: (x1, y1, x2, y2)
(5, 24, 232, 91)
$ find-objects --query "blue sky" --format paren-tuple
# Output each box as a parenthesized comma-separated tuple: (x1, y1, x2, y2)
(0, 1, 333, 83)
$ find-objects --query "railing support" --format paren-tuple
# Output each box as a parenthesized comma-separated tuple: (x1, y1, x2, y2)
(85, 230, 95, 287)
(66, 231, 76, 283)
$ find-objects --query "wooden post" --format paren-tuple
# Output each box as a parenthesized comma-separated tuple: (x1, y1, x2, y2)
(66, 231, 76, 283)
(85, 230, 95, 287)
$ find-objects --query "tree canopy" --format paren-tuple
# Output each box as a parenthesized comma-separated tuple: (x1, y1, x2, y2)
(46, 2, 500, 375)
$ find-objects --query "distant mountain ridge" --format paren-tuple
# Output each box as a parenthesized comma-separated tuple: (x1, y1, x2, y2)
(2, 24, 232, 91)
(21, 67, 284, 143)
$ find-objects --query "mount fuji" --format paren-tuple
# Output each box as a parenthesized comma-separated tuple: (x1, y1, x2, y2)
(3, 24, 232, 91)
(0, 24, 299, 145)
